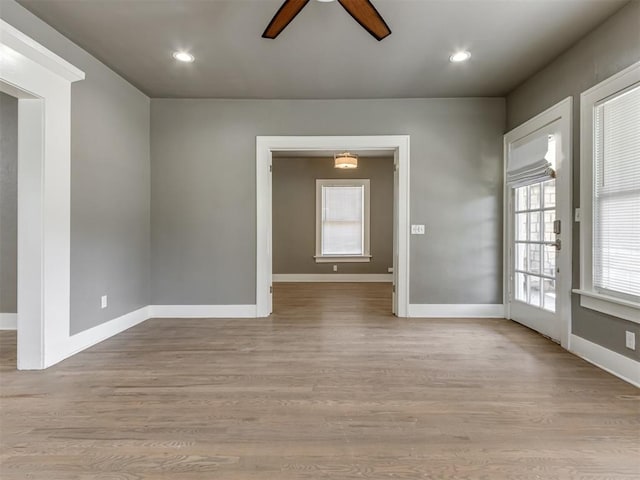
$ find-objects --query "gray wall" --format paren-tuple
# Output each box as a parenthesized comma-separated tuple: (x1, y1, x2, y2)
(506, 0, 640, 360)
(272, 156, 393, 275)
(1, 0, 151, 334)
(0, 92, 18, 314)
(151, 98, 505, 305)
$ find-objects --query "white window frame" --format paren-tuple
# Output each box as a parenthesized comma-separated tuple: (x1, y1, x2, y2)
(575, 61, 640, 324)
(315, 179, 371, 263)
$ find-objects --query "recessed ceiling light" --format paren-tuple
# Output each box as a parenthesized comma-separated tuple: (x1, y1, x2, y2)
(449, 51, 471, 63)
(172, 51, 195, 63)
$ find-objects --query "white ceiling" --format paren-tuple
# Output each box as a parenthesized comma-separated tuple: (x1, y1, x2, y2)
(17, 0, 628, 99)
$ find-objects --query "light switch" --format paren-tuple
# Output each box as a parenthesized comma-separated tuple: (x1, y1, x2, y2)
(411, 224, 425, 235)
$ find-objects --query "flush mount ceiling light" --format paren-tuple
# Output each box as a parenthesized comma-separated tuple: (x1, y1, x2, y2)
(449, 50, 471, 63)
(334, 152, 358, 169)
(172, 51, 195, 63)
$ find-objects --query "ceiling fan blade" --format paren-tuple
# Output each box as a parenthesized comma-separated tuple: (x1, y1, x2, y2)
(263, 0, 311, 39)
(337, 0, 391, 41)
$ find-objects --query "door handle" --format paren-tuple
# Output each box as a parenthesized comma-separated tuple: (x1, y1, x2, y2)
(551, 239, 561, 251)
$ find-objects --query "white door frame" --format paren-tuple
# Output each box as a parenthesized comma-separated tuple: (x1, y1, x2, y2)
(256, 135, 410, 317)
(0, 20, 85, 369)
(503, 97, 572, 348)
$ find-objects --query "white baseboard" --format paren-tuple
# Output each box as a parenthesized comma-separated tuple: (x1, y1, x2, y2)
(408, 304, 505, 318)
(48, 306, 150, 367)
(569, 334, 640, 387)
(0, 313, 17, 330)
(273, 274, 393, 283)
(149, 305, 258, 318)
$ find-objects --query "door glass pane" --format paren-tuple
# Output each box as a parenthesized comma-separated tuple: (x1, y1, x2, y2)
(543, 180, 556, 208)
(543, 245, 556, 278)
(516, 213, 527, 241)
(529, 184, 541, 210)
(543, 278, 556, 312)
(529, 212, 540, 241)
(529, 275, 542, 307)
(543, 210, 555, 242)
(528, 244, 541, 274)
(515, 272, 527, 302)
(515, 186, 528, 212)
(515, 243, 527, 271)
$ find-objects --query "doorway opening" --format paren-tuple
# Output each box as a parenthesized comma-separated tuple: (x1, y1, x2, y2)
(0, 93, 18, 352)
(256, 136, 410, 318)
(270, 152, 395, 315)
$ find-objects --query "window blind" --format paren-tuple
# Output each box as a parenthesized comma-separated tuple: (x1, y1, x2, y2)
(322, 186, 364, 256)
(507, 134, 555, 187)
(593, 84, 640, 300)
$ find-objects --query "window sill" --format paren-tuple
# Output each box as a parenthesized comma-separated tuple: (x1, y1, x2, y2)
(573, 289, 640, 324)
(315, 255, 371, 264)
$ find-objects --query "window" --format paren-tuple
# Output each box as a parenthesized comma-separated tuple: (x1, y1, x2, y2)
(577, 62, 640, 323)
(315, 179, 370, 263)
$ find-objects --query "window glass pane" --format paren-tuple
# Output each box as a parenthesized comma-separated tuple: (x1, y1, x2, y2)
(528, 275, 542, 307)
(515, 213, 527, 241)
(529, 184, 541, 210)
(322, 186, 364, 255)
(543, 278, 556, 312)
(543, 180, 556, 208)
(543, 210, 556, 242)
(529, 212, 540, 242)
(515, 272, 527, 302)
(543, 245, 556, 278)
(528, 244, 541, 274)
(515, 186, 528, 212)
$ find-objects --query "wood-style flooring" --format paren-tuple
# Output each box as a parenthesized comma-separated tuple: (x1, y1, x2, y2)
(1, 283, 638, 479)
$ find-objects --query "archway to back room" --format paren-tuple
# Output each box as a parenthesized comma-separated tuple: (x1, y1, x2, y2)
(256, 135, 411, 319)
(271, 151, 395, 317)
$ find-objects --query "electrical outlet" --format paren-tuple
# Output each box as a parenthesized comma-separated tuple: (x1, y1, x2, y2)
(625, 331, 635, 350)
(333, 265, 338, 272)
(101, 295, 108, 309)
(411, 224, 425, 235)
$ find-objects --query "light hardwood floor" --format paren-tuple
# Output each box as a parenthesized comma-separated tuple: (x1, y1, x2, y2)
(1, 283, 638, 479)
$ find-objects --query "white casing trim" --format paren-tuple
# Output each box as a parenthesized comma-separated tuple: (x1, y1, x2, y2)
(1, 20, 85, 369)
(273, 274, 392, 283)
(569, 334, 640, 388)
(408, 304, 505, 318)
(48, 306, 150, 366)
(149, 305, 258, 318)
(0, 313, 18, 330)
(578, 61, 640, 324)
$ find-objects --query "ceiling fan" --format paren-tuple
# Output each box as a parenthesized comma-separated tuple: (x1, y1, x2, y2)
(263, 0, 391, 41)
